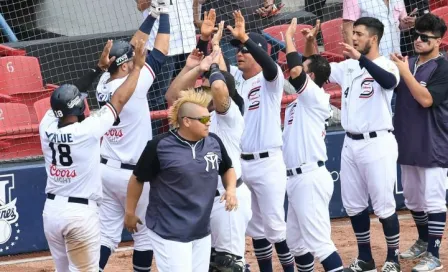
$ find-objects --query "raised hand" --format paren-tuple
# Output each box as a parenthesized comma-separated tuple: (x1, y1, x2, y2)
(300, 19, 321, 41)
(133, 39, 147, 69)
(185, 48, 205, 69)
(390, 53, 410, 73)
(199, 49, 221, 72)
(201, 9, 217, 40)
(212, 20, 225, 46)
(340, 42, 361, 60)
(97, 40, 116, 71)
(227, 10, 247, 42)
(286, 18, 297, 39)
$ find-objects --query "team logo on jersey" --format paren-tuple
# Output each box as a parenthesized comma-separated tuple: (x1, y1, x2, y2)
(248, 87, 261, 111)
(359, 78, 374, 99)
(105, 128, 124, 142)
(97, 91, 112, 102)
(287, 102, 297, 125)
(204, 152, 219, 172)
(0, 174, 21, 254)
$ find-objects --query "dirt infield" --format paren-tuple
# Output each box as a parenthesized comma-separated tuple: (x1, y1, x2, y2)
(0, 211, 446, 272)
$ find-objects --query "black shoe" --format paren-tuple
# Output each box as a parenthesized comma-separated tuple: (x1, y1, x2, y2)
(344, 258, 377, 272)
(381, 261, 401, 272)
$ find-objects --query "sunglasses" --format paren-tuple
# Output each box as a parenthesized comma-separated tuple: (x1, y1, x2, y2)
(238, 46, 250, 54)
(413, 32, 440, 42)
(183, 116, 211, 124)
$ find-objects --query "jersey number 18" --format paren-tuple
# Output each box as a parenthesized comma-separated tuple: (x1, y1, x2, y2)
(49, 143, 73, 166)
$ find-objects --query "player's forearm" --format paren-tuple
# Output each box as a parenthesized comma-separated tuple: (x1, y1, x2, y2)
(165, 66, 202, 106)
(197, 38, 209, 55)
(126, 174, 144, 215)
(153, 14, 170, 55)
(210, 76, 231, 113)
(243, 37, 278, 81)
(131, 12, 157, 47)
(73, 66, 104, 93)
(110, 67, 142, 114)
(358, 55, 397, 89)
(401, 70, 433, 107)
(222, 168, 237, 192)
(342, 20, 354, 46)
(304, 40, 317, 57)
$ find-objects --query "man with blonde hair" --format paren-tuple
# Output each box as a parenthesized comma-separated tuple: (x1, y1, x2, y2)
(124, 89, 238, 272)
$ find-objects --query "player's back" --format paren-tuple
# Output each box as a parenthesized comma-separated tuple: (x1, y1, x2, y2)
(282, 76, 331, 168)
(40, 110, 104, 202)
(96, 67, 154, 165)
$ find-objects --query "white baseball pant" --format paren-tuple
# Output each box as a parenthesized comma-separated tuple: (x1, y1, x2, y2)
(400, 165, 448, 213)
(210, 183, 252, 257)
(286, 166, 338, 261)
(340, 131, 398, 219)
(148, 229, 211, 272)
(99, 163, 151, 252)
(43, 195, 100, 272)
(242, 147, 287, 243)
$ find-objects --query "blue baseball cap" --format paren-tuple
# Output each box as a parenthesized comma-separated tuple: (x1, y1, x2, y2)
(230, 32, 268, 52)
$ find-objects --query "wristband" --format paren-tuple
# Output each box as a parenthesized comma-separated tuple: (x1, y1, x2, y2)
(286, 52, 302, 69)
(209, 66, 226, 86)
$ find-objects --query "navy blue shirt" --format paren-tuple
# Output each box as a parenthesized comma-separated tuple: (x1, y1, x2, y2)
(394, 55, 448, 167)
(133, 130, 233, 242)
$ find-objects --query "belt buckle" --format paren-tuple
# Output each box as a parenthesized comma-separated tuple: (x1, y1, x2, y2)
(362, 132, 371, 140)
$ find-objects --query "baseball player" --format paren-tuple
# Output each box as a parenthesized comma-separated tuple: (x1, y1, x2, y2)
(391, 13, 448, 272)
(282, 18, 344, 272)
(227, 10, 295, 272)
(40, 39, 147, 272)
(305, 17, 401, 272)
(95, 2, 170, 272)
(165, 29, 252, 270)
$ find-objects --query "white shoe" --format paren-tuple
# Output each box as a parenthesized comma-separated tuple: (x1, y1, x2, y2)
(400, 239, 428, 260)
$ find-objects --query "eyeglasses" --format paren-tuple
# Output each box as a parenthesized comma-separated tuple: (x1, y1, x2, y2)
(238, 46, 250, 54)
(413, 32, 440, 42)
(183, 116, 211, 124)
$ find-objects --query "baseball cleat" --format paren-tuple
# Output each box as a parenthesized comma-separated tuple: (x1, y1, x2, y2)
(381, 261, 401, 272)
(399, 239, 428, 260)
(411, 253, 443, 272)
(343, 258, 377, 272)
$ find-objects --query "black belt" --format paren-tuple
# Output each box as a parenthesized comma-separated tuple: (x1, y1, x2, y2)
(346, 130, 391, 140)
(287, 161, 324, 177)
(47, 193, 89, 205)
(100, 157, 136, 170)
(215, 178, 244, 196)
(241, 151, 269, 161)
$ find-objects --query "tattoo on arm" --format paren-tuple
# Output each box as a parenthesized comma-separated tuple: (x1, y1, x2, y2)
(217, 97, 231, 114)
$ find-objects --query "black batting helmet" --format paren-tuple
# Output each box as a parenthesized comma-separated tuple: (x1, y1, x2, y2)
(108, 40, 134, 74)
(50, 84, 87, 118)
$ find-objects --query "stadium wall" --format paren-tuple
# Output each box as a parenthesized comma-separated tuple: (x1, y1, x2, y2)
(0, 130, 415, 257)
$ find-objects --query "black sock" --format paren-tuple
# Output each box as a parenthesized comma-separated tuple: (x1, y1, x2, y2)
(379, 213, 400, 263)
(427, 212, 446, 258)
(99, 245, 111, 271)
(321, 251, 344, 272)
(294, 252, 314, 272)
(411, 210, 429, 242)
(349, 208, 373, 262)
(132, 249, 153, 272)
(252, 238, 273, 272)
(274, 240, 295, 272)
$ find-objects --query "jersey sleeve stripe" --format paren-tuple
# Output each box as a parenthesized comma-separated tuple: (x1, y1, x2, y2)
(105, 103, 118, 120)
(297, 76, 309, 94)
(145, 63, 155, 80)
